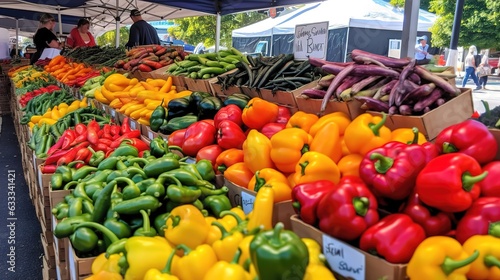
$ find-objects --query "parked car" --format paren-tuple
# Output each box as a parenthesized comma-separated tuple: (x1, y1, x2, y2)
(488, 51, 499, 74)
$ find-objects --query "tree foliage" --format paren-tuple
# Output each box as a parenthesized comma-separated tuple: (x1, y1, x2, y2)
(390, 0, 431, 10)
(96, 27, 130, 47)
(168, 12, 267, 47)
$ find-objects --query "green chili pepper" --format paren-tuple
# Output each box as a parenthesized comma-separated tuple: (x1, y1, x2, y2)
(126, 157, 149, 168)
(55, 204, 69, 220)
(53, 213, 92, 238)
(143, 157, 180, 178)
(84, 183, 104, 198)
(56, 165, 74, 183)
(145, 182, 166, 199)
(110, 144, 139, 158)
(199, 185, 229, 198)
(160, 168, 214, 189)
(167, 184, 201, 204)
(136, 178, 156, 193)
(195, 159, 216, 181)
(88, 147, 105, 167)
(69, 197, 84, 217)
(70, 227, 99, 253)
(82, 199, 95, 215)
(73, 182, 93, 202)
(179, 163, 203, 180)
(202, 193, 232, 218)
(150, 136, 169, 157)
(72, 222, 120, 252)
(92, 180, 118, 223)
(98, 157, 119, 170)
(51, 173, 64, 190)
(116, 160, 128, 170)
(104, 217, 132, 239)
(154, 213, 169, 236)
(105, 238, 128, 258)
(115, 177, 141, 200)
(133, 210, 157, 237)
(113, 195, 161, 215)
(84, 170, 113, 184)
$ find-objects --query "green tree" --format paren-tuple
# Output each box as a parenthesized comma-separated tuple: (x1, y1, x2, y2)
(96, 27, 130, 47)
(168, 11, 267, 48)
(428, 0, 499, 49)
(390, 0, 431, 10)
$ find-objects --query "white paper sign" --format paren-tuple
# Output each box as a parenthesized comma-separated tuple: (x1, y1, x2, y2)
(110, 109, 116, 118)
(148, 130, 154, 140)
(294, 21, 329, 60)
(130, 120, 137, 130)
(241, 191, 256, 214)
(322, 234, 366, 280)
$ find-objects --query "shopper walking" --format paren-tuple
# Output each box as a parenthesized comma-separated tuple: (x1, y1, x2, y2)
(125, 9, 160, 48)
(461, 45, 481, 90)
(476, 49, 491, 89)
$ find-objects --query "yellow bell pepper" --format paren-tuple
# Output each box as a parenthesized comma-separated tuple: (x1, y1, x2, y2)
(85, 270, 123, 280)
(247, 168, 291, 202)
(238, 235, 255, 267)
(247, 186, 275, 231)
(286, 111, 319, 133)
(175, 244, 218, 280)
(30, 115, 43, 124)
(80, 97, 88, 108)
(92, 253, 121, 275)
(344, 113, 392, 156)
(337, 154, 363, 177)
(204, 216, 222, 246)
(243, 129, 275, 173)
(51, 107, 61, 119)
(292, 151, 340, 187)
(302, 238, 326, 266)
(463, 235, 500, 280)
(270, 128, 313, 173)
(309, 111, 351, 137)
(407, 236, 479, 280)
(310, 121, 343, 163)
(124, 236, 176, 280)
(304, 264, 337, 280)
(218, 207, 247, 232)
(164, 205, 209, 250)
(391, 127, 427, 144)
(203, 249, 252, 280)
(211, 221, 244, 262)
(143, 249, 179, 280)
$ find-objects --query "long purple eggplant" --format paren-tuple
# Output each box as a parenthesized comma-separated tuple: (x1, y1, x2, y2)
(414, 66, 461, 96)
(321, 64, 355, 112)
(398, 105, 413, 116)
(318, 74, 335, 88)
(322, 63, 400, 78)
(351, 76, 382, 94)
(309, 57, 353, 68)
(397, 83, 436, 106)
(301, 88, 327, 99)
(414, 88, 444, 112)
(336, 75, 365, 98)
(351, 55, 388, 68)
(397, 59, 416, 92)
(355, 96, 390, 113)
(351, 49, 411, 68)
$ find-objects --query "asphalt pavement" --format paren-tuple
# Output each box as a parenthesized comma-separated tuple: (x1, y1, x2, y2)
(456, 73, 500, 114)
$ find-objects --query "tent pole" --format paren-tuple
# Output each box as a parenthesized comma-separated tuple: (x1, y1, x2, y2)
(15, 19, 19, 56)
(215, 13, 221, 52)
(115, 0, 120, 48)
(344, 25, 350, 62)
(446, 0, 464, 71)
(400, 0, 420, 59)
(57, 6, 62, 38)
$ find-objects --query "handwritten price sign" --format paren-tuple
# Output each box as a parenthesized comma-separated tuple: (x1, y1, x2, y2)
(322, 234, 366, 280)
(294, 21, 329, 60)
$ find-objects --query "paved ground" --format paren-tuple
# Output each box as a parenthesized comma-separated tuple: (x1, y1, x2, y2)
(456, 73, 500, 114)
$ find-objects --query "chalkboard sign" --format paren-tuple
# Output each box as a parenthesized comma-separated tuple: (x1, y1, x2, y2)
(293, 21, 329, 60)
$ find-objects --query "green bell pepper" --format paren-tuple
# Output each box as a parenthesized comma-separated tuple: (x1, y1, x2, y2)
(223, 93, 251, 110)
(164, 115, 198, 134)
(196, 159, 216, 181)
(88, 147, 105, 167)
(250, 223, 309, 280)
(150, 136, 169, 157)
(197, 96, 223, 120)
(133, 210, 157, 237)
(150, 100, 167, 132)
(202, 193, 231, 218)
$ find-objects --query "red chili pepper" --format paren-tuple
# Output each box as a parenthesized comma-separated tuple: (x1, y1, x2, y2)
(110, 130, 142, 148)
(70, 133, 88, 147)
(455, 197, 500, 244)
(400, 191, 454, 237)
(360, 141, 428, 201)
(75, 123, 87, 136)
(275, 106, 292, 124)
(75, 162, 86, 169)
(57, 141, 90, 166)
(317, 176, 379, 241)
(213, 104, 243, 128)
(195, 144, 223, 167)
(45, 149, 70, 165)
(98, 138, 113, 147)
(61, 130, 77, 150)
(40, 164, 57, 174)
(291, 180, 336, 226)
(415, 153, 486, 213)
(478, 161, 500, 197)
(87, 126, 99, 145)
(103, 124, 111, 135)
(434, 119, 498, 165)
(182, 121, 216, 157)
(121, 118, 132, 134)
(260, 122, 286, 139)
(121, 138, 150, 152)
(110, 124, 121, 136)
(216, 120, 246, 150)
(359, 213, 426, 264)
(75, 148, 91, 162)
(167, 129, 186, 147)
(47, 132, 67, 155)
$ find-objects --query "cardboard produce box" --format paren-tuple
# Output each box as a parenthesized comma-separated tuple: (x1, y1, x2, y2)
(369, 88, 473, 141)
(67, 245, 95, 280)
(149, 64, 187, 90)
(224, 178, 295, 229)
(184, 76, 217, 95)
(259, 81, 318, 109)
(488, 128, 500, 160)
(291, 215, 407, 280)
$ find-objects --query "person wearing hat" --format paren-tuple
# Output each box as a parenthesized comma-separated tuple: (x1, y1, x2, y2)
(31, 13, 62, 64)
(125, 9, 160, 48)
(414, 35, 432, 65)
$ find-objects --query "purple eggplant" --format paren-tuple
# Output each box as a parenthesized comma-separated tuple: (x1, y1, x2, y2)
(355, 96, 390, 113)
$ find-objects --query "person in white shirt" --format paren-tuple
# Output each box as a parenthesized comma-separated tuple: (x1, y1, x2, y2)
(461, 45, 481, 90)
(414, 35, 432, 65)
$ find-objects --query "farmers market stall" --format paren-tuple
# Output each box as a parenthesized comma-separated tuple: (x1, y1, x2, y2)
(4, 43, 500, 280)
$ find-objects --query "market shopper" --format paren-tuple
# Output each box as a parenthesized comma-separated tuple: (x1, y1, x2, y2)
(66, 18, 96, 48)
(31, 13, 62, 65)
(125, 9, 160, 48)
(477, 49, 491, 89)
(414, 35, 432, 65)
(461, 45, 481, 90)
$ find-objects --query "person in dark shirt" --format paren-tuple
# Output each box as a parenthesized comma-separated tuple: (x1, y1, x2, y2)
(125, 9, 160, 48)
(31, 13, 61, 64)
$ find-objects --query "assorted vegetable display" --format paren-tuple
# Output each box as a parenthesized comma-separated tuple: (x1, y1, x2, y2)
(8, 46, 500, 280)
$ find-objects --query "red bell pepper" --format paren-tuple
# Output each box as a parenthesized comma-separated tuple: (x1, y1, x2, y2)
(316, 176, 379, 241)
(110, 124, 121, 136)
(455, 197, 500, 244)
(359, 141, 428, 201)
(275, 106, 292, 124)
(213, 104, 242, 128)
(57, 141, 90, 166)
(359, 213, 426, 264)
(216, 120, 247, 150)
(478, 161, 500, 197)
(196, 144, 223, 167)
(167, 129, 187, 147)
(182, 121, 216, 157)
(260, 123, 286, 139)
(400, 191, 453, 237)
(416, 153, 486, 213)
(291, 180, 336, 226)
(434, 119, 498, 165)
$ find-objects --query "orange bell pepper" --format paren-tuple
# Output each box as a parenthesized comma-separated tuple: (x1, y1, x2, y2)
(215, 148, 244, 174)
(309, 112, 351, 137)
(292, 151, 341, 187)
(310, 122, 342, 163)
(286, 111, 319, 133)
(337, 154, 363, 177)
(243, 130, 275, 173)
(242, 98, 279, 130)
(391, 128, 427, 144)
(247, 168, 290, 191)
(340, 136, 350, 156)
(224, 162, 254, 188)
(270, 128, 313, 173)
(344, 113, 391, 156)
